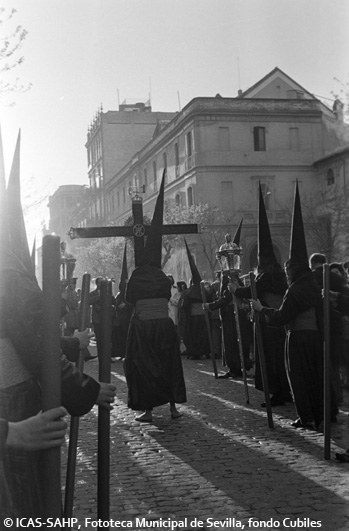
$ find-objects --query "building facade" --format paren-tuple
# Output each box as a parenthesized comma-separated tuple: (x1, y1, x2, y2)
(89, 68, 347, 280)
(86, 102, 175, 225)
(48, 68, 347, 282)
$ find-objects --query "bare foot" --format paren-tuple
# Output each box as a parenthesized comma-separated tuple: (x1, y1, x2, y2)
(135, 411, 152, 422)
(170, 407, 182, 419)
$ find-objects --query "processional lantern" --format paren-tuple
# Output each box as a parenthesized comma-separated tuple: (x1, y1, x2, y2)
(60, 241, 76, 282)
(216, 238, 242, 277)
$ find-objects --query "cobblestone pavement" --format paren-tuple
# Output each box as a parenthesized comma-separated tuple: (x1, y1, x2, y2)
(63, 352, 349, 531)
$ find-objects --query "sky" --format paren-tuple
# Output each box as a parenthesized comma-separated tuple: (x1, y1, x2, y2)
(1, 0, 349, 246)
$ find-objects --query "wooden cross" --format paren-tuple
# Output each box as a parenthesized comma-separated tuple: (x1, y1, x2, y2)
(68, 188, 200, 266)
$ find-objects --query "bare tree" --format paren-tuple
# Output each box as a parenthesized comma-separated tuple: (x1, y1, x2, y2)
(0, 7, 31, 101)
(73, 237, 125, 283)
(302, 185, 349, 262)
(164, 201, 234, 277)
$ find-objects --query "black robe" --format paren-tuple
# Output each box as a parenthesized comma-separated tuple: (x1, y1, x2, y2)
(208, 285, 251, 374)
(235, 271, 290, 399)
(261, 270, 323, 427)
(180, 284, 210, 360)
(124, 265, 186, 411)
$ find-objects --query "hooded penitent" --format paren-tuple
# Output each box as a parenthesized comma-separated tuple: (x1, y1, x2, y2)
(288, 180, 309, 272)
(124, 170, 187, 413)
(1, 130, 43, 378)
(257, 182, 277, 268)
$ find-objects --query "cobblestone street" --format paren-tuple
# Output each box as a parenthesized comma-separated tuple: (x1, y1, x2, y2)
(63, 353, 349, 531)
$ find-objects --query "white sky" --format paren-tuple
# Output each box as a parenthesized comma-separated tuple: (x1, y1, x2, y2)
(1, 0, 349, 244)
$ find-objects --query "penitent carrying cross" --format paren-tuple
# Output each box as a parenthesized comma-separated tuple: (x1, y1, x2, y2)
(68, 182, 200, 266)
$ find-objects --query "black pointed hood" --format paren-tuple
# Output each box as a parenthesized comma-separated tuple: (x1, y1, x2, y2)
(120, 242, 128, 283)
(232, 218, 243, 245)
(141, 170, 165, 268)
(257, 182, 277, 267)
(6, 130, 35, 278)
(289, 181, 309, 269)
(184, 238, 202, 285)
(119, 242, 128, 299)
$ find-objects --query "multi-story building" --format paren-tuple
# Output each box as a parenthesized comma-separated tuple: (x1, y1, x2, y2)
(90, 67, 347, 280)
(85, 102, 175, 225)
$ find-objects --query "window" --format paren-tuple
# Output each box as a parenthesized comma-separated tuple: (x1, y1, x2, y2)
(327, 168, 335, 186)
(186, 131, 194, 169)
(175, 143, 179, 166)
(187, 186, 193, 207)
(174, 143, 179, 176)
(117, 191, 120, 208)
(143, 168, 148, 191)
(175, 193, 181, 207)
(253, 127, 266, 151)
(123, 186, 126, 203)
(186, 132, 192, 157)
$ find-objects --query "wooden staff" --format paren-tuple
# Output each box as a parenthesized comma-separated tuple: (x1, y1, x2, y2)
(97, 279, 112, 523)
(219, 272, 226, 368)
(249, 271, 274, 429)
(200, 280, 218, 378)
(323, 263, 331, 459)
(41, 235, 62, 517)
(231, 282, 250, 404)
(64, 273, 91, 518)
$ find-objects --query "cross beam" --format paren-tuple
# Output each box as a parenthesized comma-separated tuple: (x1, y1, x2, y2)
(69, 196, 200, 266)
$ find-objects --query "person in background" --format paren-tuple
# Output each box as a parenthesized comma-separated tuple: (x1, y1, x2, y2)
(89, 277, 104, 356)
(208, 273, 222, 360)
(310, 253, 346, 421)
(112, 282, 133, 360)
(168, 275, 178, 326)
(204, 273, 242, 378)
(180, 240, 210, 360)
(176, 281, 188, 354)
(62, 278, 80, 336)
